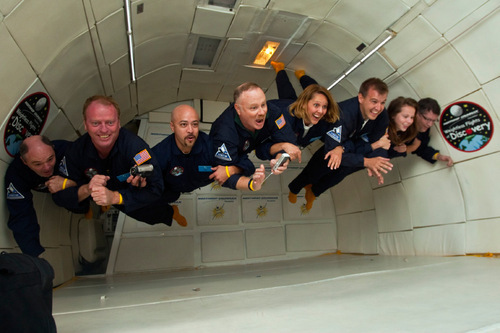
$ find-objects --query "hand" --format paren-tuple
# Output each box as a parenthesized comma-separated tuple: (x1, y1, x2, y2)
(366, 168, 385, 185)
(364, 156, 393, 183)
(372, 133, 391, 150)
(127, 174, 147, 188)
(270, 153, 290, 175)
(90, 185, 119, 206)
(88, 175, 110, 191)
(250, 164, 266, 191)
(393, 144, 407, 153)
(325, 146, 343, 170)
(45, 176, 76, 193)
(281, 142, 302, 163)
(210, 165, 230, 185)
(437, 154, 454, 167)
(406, 137, 421, 153)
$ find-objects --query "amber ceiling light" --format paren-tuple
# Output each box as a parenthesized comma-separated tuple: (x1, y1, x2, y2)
(253, 41, 280, 66)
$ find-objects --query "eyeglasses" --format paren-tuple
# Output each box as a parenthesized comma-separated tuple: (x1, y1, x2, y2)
(420, 113, 437, 124)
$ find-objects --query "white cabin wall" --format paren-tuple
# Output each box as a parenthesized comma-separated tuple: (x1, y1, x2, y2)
(328, 1, 500, 256)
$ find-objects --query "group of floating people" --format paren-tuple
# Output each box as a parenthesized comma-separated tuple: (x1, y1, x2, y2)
(5, 61, 453, 258)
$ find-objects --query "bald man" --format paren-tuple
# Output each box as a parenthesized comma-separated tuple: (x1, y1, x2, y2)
(5, 135, 75, 256)
(152, 104, 265, 226)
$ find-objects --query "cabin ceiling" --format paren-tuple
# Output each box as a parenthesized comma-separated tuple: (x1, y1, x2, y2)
(0, 0, 496, 134)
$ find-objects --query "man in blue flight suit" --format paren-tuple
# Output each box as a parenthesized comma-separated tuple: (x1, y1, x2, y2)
(407, 97, 453, 166)
(5, 135, 75, 257)
(288, 78, 394, 210)
(53, 95, 168, 225)
(209, 82, 300, 189)
(152, 104, 265, 226)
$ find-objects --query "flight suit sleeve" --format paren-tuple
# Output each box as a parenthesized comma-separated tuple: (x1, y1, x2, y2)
(115, 137, 164, 214)
(5, 172, 44, 257)
(51, 147, 90, 214)
(255, 107, 298, 161)
(411, 131, 438, 164)
(210, 117, 255, 189)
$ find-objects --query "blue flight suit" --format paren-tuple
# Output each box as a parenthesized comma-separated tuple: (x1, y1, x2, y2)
(274, 70, 336, 148)
(5, 140, 70, 257)
(209, 100, 297, 189)
(387, 142, 405, 159)
(152, 131, 214, 223)
(409, 129, 439, 163)
(53, 128, 167, 224)
(289, 96, 389, 197)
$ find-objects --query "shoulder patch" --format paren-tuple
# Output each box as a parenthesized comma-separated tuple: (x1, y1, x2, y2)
(58, 156, 69, 177)
(327, 126, 342, 143)
(6, 182, 25, 200)
(215, 143, 232, 162)
(134, 149, 152, 165)
(275, 114, 286, 129)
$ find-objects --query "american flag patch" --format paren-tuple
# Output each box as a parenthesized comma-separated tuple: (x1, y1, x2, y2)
(133, 149, 152, 165)
(275, 114, 286, 129)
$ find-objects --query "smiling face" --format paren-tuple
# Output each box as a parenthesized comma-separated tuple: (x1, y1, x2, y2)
(84, 100, 120, 158)
(358, 87, 387, 121)
(170, 105, 200, 154)
(416, 110, 439, 132)
(305, 92, 328, 126)
(234, 87, 267, 132)
(21, 136, 56, 178)
(393, 104, 416, 132)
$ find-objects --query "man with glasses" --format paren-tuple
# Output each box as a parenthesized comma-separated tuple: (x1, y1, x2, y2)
(407, 97, 453, 166)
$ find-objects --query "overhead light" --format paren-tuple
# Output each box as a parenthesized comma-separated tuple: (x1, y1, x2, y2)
(124, 0, 136, 82)
(253, 41, 280, 66)
(328, 30, 396, 90)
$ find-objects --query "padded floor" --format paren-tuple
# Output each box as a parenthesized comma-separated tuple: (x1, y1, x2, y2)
(53, 254, 500, 332)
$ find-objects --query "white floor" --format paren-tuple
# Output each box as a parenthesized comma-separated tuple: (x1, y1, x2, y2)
(53, 254, 500, 333)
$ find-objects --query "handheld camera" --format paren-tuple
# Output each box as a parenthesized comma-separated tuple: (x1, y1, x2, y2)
(130, 164, 154, 178)
(272, 153, 290, 172)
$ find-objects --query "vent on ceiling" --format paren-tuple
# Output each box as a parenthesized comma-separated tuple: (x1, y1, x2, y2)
(208, 0, 237, 9)
(186, 35, 225, 69)
(198, 0, 240, 10)
(193, 37, 221, 66)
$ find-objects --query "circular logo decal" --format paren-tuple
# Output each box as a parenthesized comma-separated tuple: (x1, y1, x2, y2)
(4, 92, 50, 157)
(440, 101, 493, 152)
(170, 166, 184, 176)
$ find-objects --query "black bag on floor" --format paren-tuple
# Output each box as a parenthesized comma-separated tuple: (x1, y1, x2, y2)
(0, 251, 57, 333)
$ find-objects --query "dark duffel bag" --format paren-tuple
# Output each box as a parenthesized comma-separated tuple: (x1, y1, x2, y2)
(0, 251, 57, 333)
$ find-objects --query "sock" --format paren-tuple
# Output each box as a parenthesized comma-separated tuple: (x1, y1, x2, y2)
(271, 61, 285, 73)
(84, 207, 93, 219)
(304, 184, 316, 210)
(288, 191, 297, 204)
(172, 205, 187, 227)
(295, 69, 305, 80)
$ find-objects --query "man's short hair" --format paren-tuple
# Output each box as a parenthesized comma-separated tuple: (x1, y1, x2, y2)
(418, 97, 441, 116)
(359, 78, 388, 97)
(233, 82, 263, 103)
(19, 135, 53, 160)
(83, 95, 121, 120)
